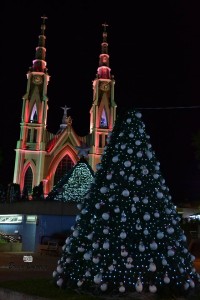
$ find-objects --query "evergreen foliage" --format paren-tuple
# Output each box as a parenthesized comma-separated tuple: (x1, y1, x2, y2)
(53, 109, 200, 296)
(32, 181, 44, 201)
(0, 184, 6, 202)
(21, 186, 29, 201)
(7, 183, 20, 202)
(46, 157, 94, 202)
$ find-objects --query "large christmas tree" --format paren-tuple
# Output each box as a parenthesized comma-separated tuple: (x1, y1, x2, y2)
(53, 109, 199, 295)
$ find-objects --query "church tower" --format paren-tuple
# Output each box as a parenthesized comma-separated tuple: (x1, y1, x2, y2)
(13, 19, 117, 197)
(13, 16, 50, 194)
(88, 23, 117, 170)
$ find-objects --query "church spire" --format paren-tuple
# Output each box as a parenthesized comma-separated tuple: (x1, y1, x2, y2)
(97, 22, 111, 79)
(31, 15, 48, 73)
(89, 23, 116, 171)
(101, 23, 109, 56)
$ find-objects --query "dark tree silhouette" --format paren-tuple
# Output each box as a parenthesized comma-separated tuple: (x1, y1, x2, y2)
(7, 183, 20, 202)
(21, 186, 29, 201)
(32, 181, 44, 201)
(0, 184, 6, 202)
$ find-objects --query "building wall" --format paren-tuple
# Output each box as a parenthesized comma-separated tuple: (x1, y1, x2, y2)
(0, 202, 77, 252)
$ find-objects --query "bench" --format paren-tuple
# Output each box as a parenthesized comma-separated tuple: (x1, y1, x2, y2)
(39, 241, 60, 256)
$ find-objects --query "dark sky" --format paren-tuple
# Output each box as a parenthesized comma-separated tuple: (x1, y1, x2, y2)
(1, 1, 200, 203)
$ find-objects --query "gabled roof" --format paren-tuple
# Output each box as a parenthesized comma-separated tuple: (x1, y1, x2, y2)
(46, 125, 81, 153)
(46, 157, 94, 202)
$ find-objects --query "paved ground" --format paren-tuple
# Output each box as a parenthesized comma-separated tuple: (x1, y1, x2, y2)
(0, 251, 199, 283)
(0, 252, 59, 282)
(0, 251, 199, 300)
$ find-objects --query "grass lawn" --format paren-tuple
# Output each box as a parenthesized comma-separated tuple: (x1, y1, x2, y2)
(0, 278, 99, 300)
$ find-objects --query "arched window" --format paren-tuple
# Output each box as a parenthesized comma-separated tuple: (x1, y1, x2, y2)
(30, 103, 38, 123)
(100, 108, 108, 128)
(54, 155, 74, 185)
(24, 166, 33, 194)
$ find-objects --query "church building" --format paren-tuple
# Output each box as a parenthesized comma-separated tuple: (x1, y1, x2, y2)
(13, 17, 117, 197)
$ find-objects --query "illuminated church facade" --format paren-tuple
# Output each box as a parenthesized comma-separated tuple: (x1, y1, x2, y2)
(13, 18, 117, 197)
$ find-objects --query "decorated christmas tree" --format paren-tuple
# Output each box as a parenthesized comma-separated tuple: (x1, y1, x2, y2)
(53, 109, 199, 296)
(46, 157, 94, 202)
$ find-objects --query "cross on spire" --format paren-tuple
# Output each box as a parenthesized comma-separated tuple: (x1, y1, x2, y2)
(102, 22, 108, 42)
(41, 15, 48, 35)
(102, 22, 108, 32)
(41, 15, 48, 23)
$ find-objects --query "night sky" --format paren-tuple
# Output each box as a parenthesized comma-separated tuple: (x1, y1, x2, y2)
(1, 1, 200, 204)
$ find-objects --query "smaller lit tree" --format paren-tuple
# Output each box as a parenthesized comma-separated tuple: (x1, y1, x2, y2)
(46, 157, 94, 202)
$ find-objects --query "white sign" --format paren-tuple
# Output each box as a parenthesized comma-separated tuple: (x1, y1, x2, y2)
(23, 255, 33, 263)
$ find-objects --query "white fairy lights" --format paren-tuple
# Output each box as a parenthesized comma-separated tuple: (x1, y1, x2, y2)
(53, 110, 199, 295)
